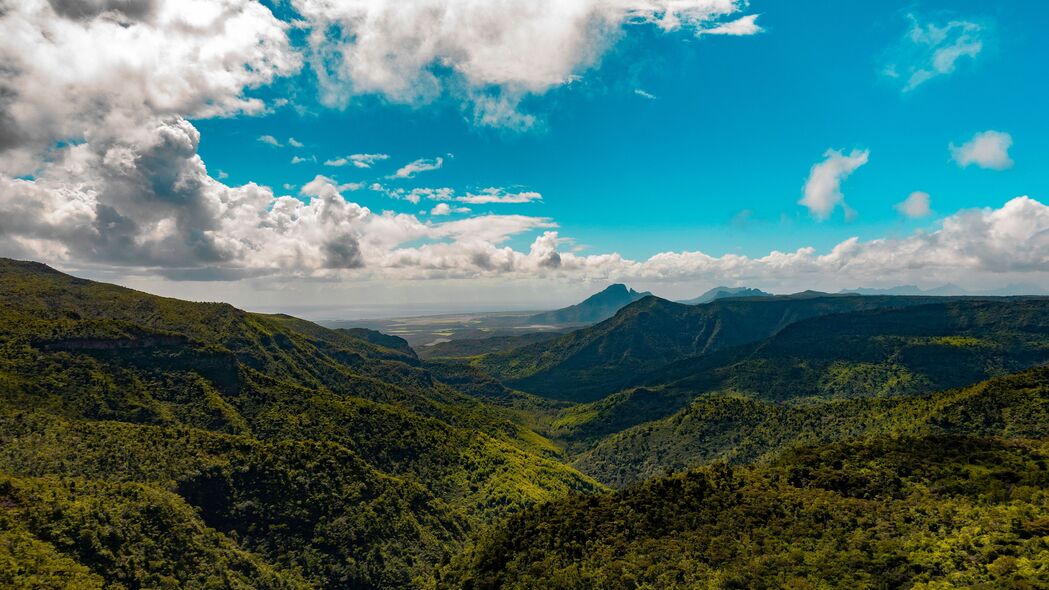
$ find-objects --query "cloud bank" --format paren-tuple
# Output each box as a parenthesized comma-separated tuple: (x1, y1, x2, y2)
(0, 1, 1044, 296)
(293, 0, 762, 128)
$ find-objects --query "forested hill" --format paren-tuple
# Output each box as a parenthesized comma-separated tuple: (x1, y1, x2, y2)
(474, 293, 971, 402)
(437, 368, 1049, 588)
(4, 257, 1049, 588)
(0, 258, 600, 589)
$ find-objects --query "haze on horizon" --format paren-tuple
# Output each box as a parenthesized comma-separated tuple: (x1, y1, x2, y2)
(1, 0, 1047, 316)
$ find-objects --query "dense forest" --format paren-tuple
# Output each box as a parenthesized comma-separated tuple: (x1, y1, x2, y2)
(2, 258, 1048, 588)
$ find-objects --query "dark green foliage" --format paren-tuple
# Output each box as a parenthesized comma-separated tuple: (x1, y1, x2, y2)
(575, 366, 1049, 487)
(6, 257, 1049, 588)
(554, 299, 1049, 447)
(476, 294, 959, 402)
(0, 258, 599, 588)
(0, 473, 307, 589)
(418, 332, 562, 360)
(438, 435, 1049, 589)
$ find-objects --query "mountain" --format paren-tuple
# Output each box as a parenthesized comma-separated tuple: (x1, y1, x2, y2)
(0, 258, 599, 589)
(573, 365, 1049, 487)
(438, 367, 1049, 588)
(524, 284, 651, 325)
(843, 284, 969, 296)
(475, 294, 959, 402)
(844, 283, 1049, 296)
(6, 256, 1049, 588)
(676, 285, 771, 304)
(551, 297, 1049, 453)
(436, 430, 1049, 589)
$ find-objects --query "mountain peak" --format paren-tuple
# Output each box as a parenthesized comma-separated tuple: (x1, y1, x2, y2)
(528, 284, 651, 325)
(677, 286, 771, 305)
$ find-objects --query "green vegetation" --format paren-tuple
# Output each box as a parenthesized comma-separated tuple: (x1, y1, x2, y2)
(552, 299, 1049, 449)
(4, 257, 1049, 588)
(474, 294, 960, 402)
(0, 259, 599, 588)
(418, 332, 562, 361)
(438, 435, 1049, 589)
(575, 366, 1049, 487)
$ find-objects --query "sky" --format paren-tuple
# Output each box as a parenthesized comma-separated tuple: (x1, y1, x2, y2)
(1, 0, 1048, 317)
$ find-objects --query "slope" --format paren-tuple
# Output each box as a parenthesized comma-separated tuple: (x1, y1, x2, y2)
(476, 294, 955, 402)
(437, 433, 1049, 589)
(524, 284, 651, 325)
(0, 258, 601, 588)
(575, 365, 1049, 486)
(550, 297, 1049, 449)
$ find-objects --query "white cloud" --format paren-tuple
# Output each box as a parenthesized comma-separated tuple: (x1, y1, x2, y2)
(799, 148, 869, 220)
(950, 130, 1013, 170)
(300, 174, 363, 197)
(896, 191, 932, 218)
(325, 153, 389, 168)
(885, 14, 986, 92)
(634, 89, 657, 100)
(1, 1, 1045, 295)
(431, 203, 470, 216)
(350, 153, 390, 168)
(699, 14, 762, 36)
(258, 134, 282, 147)
(217, 170, 230, 180)
(458, 188, 543, 205)
(291, 155, 316, 164)
(288, 137, 304, 148)
(0, 0, 299, 175)
(390, 157, 444, 179)
(292, 0, 761, 129)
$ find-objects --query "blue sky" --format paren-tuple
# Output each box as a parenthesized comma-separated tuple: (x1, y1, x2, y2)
(2, 0, 1048, 314)
(196, 0, 1048, 261)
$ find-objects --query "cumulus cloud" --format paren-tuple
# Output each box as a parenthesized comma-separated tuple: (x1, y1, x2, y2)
(292, 0, 761, 128)
(288, 137, 304, 148)
(431, 203, 470, 216)
(799, 149, 869, 220)
(300, 175, 363, 196)
(458, 188, 543, 205)
(896, 191, 932, 218)
(884, 14, 986, 92)
(0, 0, 300, 175)
(258, 134, 282, 147)
(325, 153, 389, 168)
(950, 130, 1013, 170)
(390, 157, 444, 179)
(2, 1, 1045, 293)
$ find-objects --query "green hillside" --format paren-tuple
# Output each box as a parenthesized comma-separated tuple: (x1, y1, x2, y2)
(575, 366, 1049, 486)
(552, 298, 1049, 449)
(438, 434, 1049, 589)
(0, 259, 599, 588)
(474, 294, 957, 402)
(5, 257, 1049, 588)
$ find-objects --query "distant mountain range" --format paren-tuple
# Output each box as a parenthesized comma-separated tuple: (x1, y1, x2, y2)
(677, 286, 772, 305)
(842, 283, 1048, 296)
(526, 283, 651, 325)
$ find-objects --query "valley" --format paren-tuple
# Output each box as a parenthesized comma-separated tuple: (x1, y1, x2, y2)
(1, 259, 1047, 588)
